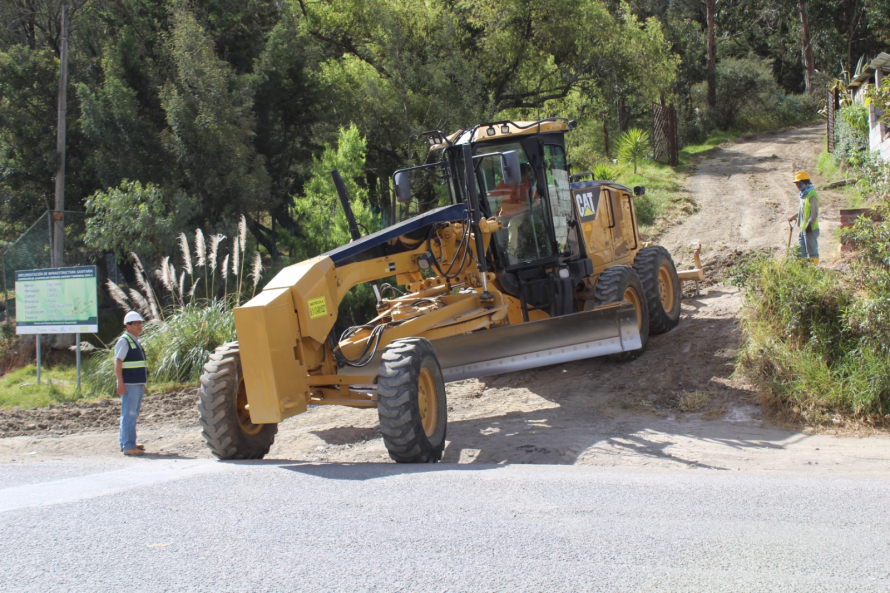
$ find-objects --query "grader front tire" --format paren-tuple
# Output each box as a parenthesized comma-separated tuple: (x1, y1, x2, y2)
(198, 342, 278, 460)
(593, 265, 650, 362)
(377, 338, 447, 463)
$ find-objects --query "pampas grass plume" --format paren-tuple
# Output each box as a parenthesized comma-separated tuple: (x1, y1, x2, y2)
(194, 229, 206, 268)
(106, 280, 130, 310)
(179, 232, 193, 275)
(250, 251, 263, 287)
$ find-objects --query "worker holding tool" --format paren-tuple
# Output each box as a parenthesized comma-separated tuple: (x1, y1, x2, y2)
(115, 311, 148, 457)
(787, 171, 820, 264)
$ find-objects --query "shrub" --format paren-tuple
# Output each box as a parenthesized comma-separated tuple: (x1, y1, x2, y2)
(691, 57, 815, 132)
(733, 256, 890, 422)
(617, 128, 650, 174)
(593, 162, 616, 181)
(834, 104, 869, 166)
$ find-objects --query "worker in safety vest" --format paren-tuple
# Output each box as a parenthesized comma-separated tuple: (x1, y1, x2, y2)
(787, 171, 820, 264)
(115, 311, 148, 456)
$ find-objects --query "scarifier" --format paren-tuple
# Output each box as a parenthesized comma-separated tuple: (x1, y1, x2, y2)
(198, 118, 702, 462)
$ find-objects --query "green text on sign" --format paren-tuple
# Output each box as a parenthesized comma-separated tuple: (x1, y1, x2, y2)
(14, 266, 99, 334)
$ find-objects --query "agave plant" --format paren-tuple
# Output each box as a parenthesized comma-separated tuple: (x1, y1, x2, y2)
(617, 128, 651, 175)
(593, 163, 616, 181)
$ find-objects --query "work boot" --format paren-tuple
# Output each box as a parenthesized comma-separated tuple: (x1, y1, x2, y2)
(136, 444, 145, 450)
(123, 447, 144, 456)
(809, 257, 820, 265)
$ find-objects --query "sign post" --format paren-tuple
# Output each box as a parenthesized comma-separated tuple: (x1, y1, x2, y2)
(14, 266, 98, 388)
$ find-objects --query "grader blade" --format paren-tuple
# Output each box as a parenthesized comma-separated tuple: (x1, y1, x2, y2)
(433, 302, 640, 382)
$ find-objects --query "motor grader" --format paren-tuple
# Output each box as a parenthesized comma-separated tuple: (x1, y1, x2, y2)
(198, 118, 701, 463)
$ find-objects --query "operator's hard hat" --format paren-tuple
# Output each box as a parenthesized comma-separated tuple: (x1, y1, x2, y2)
(793, 171, 810, 182)
(124, 311, 144, 324)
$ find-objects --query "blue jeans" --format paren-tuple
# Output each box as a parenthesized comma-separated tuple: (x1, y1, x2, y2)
(120, 384, 145, 451)
(798, 229, 820, 258)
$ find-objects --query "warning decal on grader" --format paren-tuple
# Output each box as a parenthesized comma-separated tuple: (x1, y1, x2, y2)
(308, 296, 328, 319)
(573, 190, 599, 222)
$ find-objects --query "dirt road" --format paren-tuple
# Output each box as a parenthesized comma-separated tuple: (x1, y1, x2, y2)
(2, 124, 887, 470)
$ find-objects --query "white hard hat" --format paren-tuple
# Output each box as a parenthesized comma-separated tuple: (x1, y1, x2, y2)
(124, 311, 144, 324)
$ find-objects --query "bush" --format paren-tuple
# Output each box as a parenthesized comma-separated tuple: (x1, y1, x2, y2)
(733, 256, 890, 423)
(592, 162, 615, 181)
(834, 104, 870, 166)
(690, 58, 816, 133)
(617, 128, 650, 174)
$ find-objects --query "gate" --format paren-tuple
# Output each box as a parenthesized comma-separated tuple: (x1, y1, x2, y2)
(652, 103, 678, 166)
(826, 88, 839, 153)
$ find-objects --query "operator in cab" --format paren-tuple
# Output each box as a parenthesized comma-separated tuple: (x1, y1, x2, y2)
(489, 163, 539, 261)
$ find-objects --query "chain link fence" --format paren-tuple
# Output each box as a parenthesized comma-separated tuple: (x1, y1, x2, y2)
(1, 210, 89, 321)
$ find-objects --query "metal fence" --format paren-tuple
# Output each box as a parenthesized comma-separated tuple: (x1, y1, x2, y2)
(653, 103, 679, 167)
(1, 210, 89, 320)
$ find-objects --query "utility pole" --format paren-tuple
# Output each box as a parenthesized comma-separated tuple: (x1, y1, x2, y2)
(53, 4, 69, 269)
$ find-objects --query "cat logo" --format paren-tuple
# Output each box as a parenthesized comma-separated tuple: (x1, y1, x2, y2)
(574, 190, 598, 221)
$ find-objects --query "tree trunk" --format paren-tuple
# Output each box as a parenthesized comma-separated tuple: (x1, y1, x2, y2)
(798, 0, 815, 94)
(706, 0, 716, 109)
(603, 108, 610, 158)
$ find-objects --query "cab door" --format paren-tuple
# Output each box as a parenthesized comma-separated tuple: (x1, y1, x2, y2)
(572, 185, 612, 270)
(607, 189, 637, 263)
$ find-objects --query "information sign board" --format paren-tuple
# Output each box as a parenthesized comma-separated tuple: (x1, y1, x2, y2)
(14, 266, 98, 334)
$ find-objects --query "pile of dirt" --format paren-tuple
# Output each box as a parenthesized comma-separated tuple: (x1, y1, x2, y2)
(0, 389, 198, 438)
(681, 247, 775, 297)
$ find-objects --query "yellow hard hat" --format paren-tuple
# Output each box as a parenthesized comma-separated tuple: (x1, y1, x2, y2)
(793, 171, 810, 182)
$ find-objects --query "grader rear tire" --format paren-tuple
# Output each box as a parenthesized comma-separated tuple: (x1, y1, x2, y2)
(377, 338, 447, 463)
(633, 245, 681, 335)
(593, 265, 649, 362)
(198, 342, 278, 460)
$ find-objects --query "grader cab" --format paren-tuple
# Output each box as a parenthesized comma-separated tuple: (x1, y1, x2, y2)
(198, 118, 697, 462)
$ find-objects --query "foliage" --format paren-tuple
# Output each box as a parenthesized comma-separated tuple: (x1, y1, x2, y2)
(617, 129, 651, 175)
(733, 256, 890, 423)
(283, 125, 377, 260)
(833, 104, 870, 167)
(592, 163, 615, 181)
(84, 181, 197, 261)
(838, 195, 890, 352)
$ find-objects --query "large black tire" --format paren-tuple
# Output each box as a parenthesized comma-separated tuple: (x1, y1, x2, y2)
(377, 338, 447, 463)
(593, 265, 649, 361)
(198, 342, 278, 460)
(633, 245, 682, 335)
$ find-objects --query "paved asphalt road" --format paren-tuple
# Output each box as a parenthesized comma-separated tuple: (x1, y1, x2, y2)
(1, 459, 889, 592)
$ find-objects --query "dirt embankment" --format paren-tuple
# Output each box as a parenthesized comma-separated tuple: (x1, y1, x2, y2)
(3, 124, 887, 469)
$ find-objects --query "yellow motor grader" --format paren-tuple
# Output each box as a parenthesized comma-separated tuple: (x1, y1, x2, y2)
(198, 118, 701, 462)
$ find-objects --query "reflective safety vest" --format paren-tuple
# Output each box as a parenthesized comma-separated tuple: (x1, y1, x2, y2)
(120, 333, 148, 384)
(799, 188, 820, 231)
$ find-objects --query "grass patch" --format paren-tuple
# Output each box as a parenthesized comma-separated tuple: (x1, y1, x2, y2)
(0, 364, 83, 409)
(816, 146, 843, 181)
(678, 130, 744, 167)
(733, 255, 890, 424)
